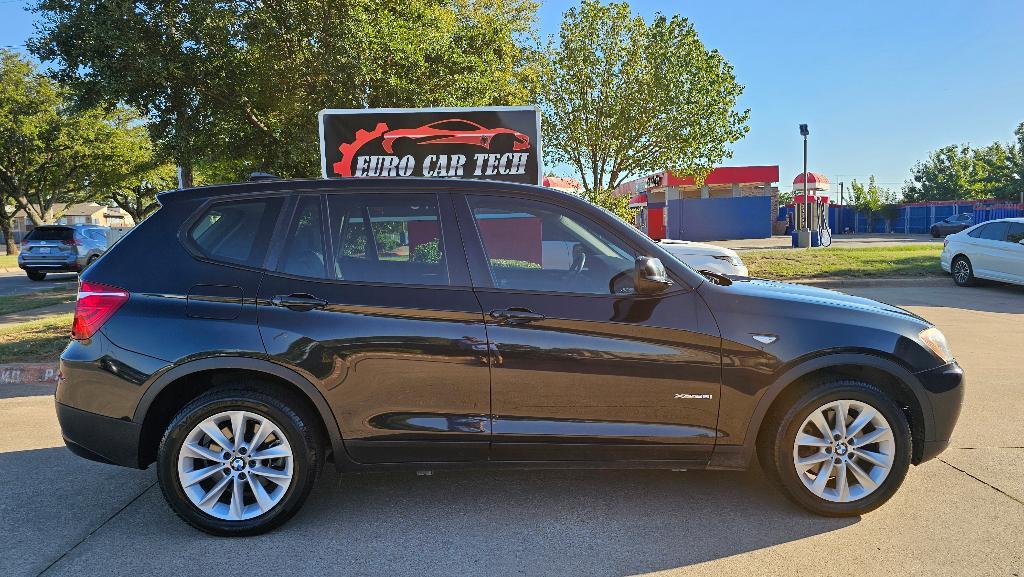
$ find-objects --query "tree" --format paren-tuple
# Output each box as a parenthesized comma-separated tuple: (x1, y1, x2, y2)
(901, 130, 1024, 202)
(31, 0, 542, 182)
(0, 50, 144, 245)
(540, 1, 748, 198)
(851, 176, 898, 231)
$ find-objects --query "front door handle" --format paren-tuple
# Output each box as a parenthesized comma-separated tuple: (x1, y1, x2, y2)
(270, 293, 327, 312)
(489, 307, 545, 324)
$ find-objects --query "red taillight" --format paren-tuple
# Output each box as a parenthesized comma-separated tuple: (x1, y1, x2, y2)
(62, 238, 81, 246)
(72, 281, 129, 340)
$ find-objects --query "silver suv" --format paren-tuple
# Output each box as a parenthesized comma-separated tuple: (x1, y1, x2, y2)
(17, 225, 110, 281)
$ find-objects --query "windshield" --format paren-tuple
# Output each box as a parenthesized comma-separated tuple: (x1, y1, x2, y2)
(24, 227, 74, 241)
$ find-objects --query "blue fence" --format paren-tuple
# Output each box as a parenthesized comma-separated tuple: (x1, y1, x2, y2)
(668, 196, 772, 241)
(788, 202, 1022, 234)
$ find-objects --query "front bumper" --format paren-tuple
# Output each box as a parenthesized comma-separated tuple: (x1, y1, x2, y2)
(914, 360, 965, 462)
(56, 401, 143, 468)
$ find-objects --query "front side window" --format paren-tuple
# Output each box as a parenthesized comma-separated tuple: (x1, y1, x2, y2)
(189, 197, 284, 267)
(467, 196, 637, 295)
(328, 194, 448, 286)
(1004, 223, 1024, 244)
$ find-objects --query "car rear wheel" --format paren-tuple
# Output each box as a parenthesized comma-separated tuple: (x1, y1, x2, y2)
(758, 379, 911, 516)
(930, 227, 940, 238)
(157, 387, 323, 536)
(952, 255, 975, 287)
(26, 271, 46, 281)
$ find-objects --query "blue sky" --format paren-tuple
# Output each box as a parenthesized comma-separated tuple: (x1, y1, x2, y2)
(3, 1, 1023, 195)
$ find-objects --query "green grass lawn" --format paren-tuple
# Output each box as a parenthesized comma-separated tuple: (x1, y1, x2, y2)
(742, 245, 945, 280)
(0, 254, 17, 268)
(0, 313, 73, 363)
(0, 286, 78, 316)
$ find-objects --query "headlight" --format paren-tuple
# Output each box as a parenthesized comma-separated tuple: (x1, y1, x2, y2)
(713, 255, 742, 267)
(918, 327, 955, 363)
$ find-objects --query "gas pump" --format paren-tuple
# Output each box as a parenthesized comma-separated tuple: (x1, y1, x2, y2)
(791, 194, 832, 247)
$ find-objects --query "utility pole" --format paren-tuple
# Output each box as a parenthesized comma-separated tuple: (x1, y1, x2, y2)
(798, 124, 810, 248)
(839, 181, 844, 234)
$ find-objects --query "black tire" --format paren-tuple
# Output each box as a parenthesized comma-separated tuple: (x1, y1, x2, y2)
(757, 379, 912, 517)
(26, 271, 46, 281)
(951, 255, 975, 287)
(157, 386, 324, 536)
(84, 255, 98, 270)
(930, 227, 940, 238)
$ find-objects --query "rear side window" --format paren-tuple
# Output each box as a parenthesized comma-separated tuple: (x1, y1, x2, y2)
(25, 227, 74, 241)
(327, 194, 448, 286)
(977, 221, 1009, 241)
(277, 196, 326, 279)
(189, 197, 284, 267)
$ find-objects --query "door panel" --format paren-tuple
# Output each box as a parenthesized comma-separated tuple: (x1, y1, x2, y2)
(478, 290, 722, 461)
(459, 194, 722, 462)
(258, 192, 490, 464)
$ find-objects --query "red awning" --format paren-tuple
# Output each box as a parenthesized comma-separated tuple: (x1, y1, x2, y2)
(629, 193, 648, 206)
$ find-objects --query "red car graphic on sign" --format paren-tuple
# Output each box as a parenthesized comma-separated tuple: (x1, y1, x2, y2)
(381, 119, 530, 153)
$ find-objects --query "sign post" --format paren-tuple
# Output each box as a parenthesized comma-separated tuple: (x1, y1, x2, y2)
(319, 106, 542, 185)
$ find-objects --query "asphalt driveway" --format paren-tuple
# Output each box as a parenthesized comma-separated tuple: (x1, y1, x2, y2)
(1, 281, 1021, 577)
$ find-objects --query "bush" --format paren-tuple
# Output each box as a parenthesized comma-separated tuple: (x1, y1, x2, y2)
(411, 239, 442, 263)
(490, 258, 541, 269)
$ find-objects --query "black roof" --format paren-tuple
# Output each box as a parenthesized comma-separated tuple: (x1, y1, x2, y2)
(157, 177, 575, 204)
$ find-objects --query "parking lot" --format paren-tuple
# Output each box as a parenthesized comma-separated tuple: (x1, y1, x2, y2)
(2, 281, 1021, 577)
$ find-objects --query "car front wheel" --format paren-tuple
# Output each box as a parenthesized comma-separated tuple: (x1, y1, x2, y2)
(157, 387, 323, 536)
(759, 379, 911, 516)
(26, 271, 46, 281)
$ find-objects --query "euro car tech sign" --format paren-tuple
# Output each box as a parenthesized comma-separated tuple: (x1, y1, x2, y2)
(318, 106, 542, 185)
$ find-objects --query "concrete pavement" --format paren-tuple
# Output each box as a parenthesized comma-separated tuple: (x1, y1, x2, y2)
(0, 270, 77, 297)
(0, 282, 1021, 577)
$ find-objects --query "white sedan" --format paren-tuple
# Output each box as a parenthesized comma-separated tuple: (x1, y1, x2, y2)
(658, 239, 749, 276)
(940, 217, 1024, 286)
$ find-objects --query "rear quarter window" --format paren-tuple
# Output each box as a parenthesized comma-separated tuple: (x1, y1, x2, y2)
(188, 197, 284, 267)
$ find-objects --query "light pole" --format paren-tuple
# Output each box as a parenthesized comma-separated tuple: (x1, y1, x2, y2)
(799, 124, 810, 248)
(1014, 173, 1022, 206)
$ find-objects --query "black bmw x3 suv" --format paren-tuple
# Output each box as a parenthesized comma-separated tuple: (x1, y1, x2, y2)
(57, 178, 964, 535)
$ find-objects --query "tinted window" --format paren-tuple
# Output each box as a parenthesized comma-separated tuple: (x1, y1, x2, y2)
(978, 221, 1009, 241)
(328, 194, 448, 286)
(468, 196, 637, 294)
(189, 197, 284, 267)
(968, 225, 986, 238)
(959, 214, 973, 221)
(25, 227, 74, 241)
(1005, 223, 1024, 244)
(277, 196, 326, 278)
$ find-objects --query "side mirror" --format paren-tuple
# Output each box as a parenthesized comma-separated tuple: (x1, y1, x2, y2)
(634, 256, 672, 295)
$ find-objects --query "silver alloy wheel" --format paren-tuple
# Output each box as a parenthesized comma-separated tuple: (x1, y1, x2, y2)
(953, 259, 971, 284)
(177, 410, 294, 521)
(793, 399, 895, 503)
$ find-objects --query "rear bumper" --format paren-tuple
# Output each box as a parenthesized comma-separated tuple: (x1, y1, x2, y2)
(55, 401, 143, 469)
(19, 256, 83, 272)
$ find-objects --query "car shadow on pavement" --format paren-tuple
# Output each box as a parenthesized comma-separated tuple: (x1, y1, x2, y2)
(850, 282, 1024, 315)
(13, 451, 858, 577)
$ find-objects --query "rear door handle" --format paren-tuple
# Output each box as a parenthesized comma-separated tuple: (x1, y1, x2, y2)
(489, 307, 546, 324)
(270, 293, 327, 311)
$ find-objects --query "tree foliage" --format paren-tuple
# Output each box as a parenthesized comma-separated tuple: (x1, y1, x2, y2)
(0, 49, 145, 230)
(850, 175, 898, 229)
(31, 0, 542, 183)
(540, 0, 748, 196)
(903, 123, 1024, 202)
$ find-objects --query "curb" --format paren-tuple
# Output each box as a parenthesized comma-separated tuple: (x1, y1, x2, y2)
(785, 276, 951, 289)
(0, 362, 58, 385)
